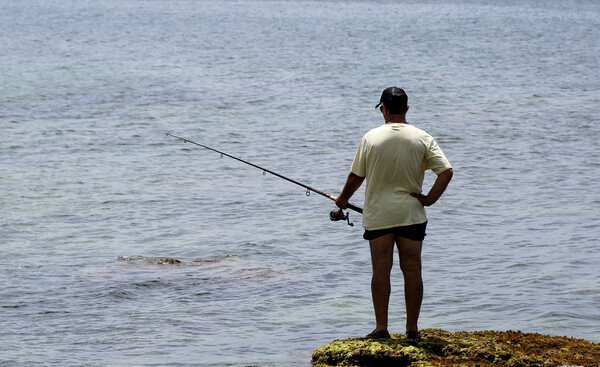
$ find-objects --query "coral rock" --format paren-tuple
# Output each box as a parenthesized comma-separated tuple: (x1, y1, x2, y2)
(312, 329, 599, 366)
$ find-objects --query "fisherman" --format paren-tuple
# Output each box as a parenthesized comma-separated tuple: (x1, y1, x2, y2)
(335, 87, 453, 340)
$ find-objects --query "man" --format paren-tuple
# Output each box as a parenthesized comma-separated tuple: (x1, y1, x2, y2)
(335, 87, 453, 340)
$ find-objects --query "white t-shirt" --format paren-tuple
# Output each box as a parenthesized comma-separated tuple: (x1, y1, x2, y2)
(351, 123, 452, 230)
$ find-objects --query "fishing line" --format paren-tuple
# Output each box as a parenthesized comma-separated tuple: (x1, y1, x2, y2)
(166, 133, 362, 225)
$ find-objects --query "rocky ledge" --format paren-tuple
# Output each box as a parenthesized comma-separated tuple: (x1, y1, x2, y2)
(312, 329, 599, 367)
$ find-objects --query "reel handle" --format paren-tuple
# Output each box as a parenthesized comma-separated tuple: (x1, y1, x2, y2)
(330, 208, 355, 227)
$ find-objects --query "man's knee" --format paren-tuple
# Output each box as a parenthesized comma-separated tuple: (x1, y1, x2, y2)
(400, 262, 422, 275)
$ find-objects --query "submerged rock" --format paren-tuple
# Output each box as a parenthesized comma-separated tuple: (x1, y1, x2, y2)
(312, 329, 599, 366)
(117, 256, 181, 265)
(159, 258, 181, 264)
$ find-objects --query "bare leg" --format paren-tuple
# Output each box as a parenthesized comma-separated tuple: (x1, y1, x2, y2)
(369, 233, 395, 332)
(396, 235, 423, 333)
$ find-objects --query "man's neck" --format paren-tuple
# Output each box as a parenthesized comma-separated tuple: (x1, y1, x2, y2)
(385, 115, 407, 124)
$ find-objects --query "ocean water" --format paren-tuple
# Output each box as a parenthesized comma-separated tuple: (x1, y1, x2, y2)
(1, 0, 599, 365)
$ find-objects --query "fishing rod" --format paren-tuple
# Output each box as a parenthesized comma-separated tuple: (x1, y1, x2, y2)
(166, 133, 362, 225)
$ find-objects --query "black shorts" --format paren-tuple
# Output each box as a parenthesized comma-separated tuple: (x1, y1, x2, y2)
(363, 221, 427, 242)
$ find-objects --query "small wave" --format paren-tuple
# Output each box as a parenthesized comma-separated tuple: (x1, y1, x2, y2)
(2, 303, 27, 309)
(106, 288, 135, 300)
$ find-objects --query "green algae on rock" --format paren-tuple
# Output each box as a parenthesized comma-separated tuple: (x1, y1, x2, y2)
(312, 329, 600, 367)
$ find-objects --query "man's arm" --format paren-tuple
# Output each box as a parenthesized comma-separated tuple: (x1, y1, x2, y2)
(335, 172, 365, 209)
(411, 168, 453, 206)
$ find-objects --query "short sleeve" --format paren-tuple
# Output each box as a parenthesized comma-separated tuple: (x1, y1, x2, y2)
(350, 137, 368, 177)
(425, 139, 452, 175)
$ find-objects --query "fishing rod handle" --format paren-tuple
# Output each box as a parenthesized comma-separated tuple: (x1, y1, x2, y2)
(346, 203, 363, 214)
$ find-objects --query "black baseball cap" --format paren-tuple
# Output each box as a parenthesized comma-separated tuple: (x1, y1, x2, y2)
(375, 87, 408, 111)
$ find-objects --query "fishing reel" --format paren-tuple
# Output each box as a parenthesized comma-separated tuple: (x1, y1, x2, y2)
(330, 208, 354, 227)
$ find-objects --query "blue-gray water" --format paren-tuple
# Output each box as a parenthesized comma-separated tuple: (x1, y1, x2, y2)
(1, 0, 599, 365)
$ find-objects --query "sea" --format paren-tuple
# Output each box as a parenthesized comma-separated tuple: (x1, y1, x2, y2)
(1, 0, 599, 365)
